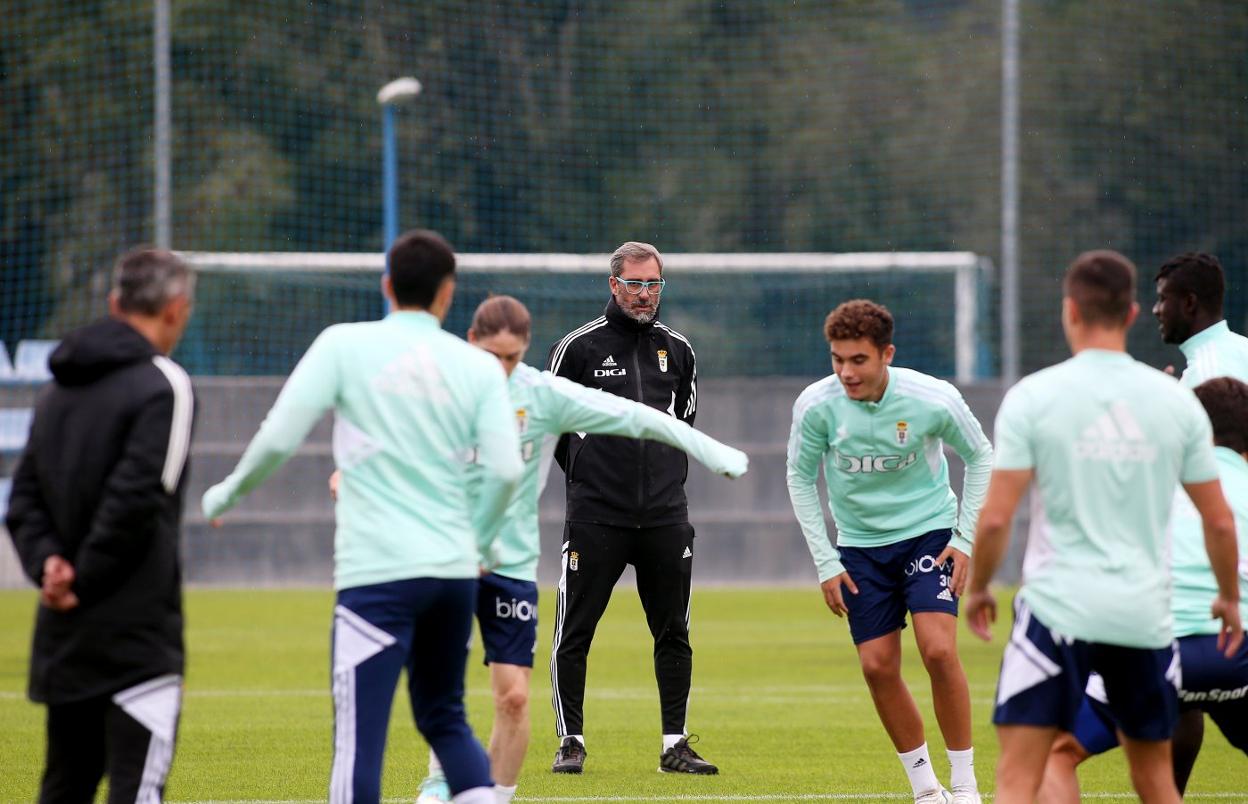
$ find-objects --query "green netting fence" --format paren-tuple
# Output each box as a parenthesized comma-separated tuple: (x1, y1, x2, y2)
(4, 0, 1247, 378)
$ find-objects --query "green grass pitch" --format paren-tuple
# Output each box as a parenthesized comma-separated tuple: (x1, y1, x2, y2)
(1, 586, 1243, 801)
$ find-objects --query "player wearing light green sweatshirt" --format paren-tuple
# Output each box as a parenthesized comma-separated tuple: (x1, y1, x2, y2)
(787, 300, 992, 804)
(417, 296, 748, 804)
(203, 231, 519, 804)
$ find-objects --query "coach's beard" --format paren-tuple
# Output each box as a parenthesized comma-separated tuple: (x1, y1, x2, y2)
(622, 301, 658, 324)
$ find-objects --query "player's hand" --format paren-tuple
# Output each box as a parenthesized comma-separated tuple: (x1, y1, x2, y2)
(1164, 364, 1176, 377)
(936, 544, 969, 597)
(1211, 596, 1244, 657)
(718, 449, 749, 479)
(964, 588, 997, 642)
(820, 572, 858, 618)
(328, 470, 341, 501)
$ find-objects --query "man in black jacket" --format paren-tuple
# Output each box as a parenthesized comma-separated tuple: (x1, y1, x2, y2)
(546, 241, 716, 775)
(7, 247, 196, 804)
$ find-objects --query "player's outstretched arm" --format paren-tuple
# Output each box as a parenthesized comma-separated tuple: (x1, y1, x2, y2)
(202, 331, 340, 520)
(539, 373, 747, 477)
(1183, 478, 1244, 656)
(965, 468, 1032, 642)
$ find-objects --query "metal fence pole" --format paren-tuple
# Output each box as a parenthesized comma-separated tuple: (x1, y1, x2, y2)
(154, 0, 172, 248)
(1001, 0, 1020, 386)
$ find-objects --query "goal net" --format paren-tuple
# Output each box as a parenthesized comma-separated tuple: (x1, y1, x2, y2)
(179, 251, 992, 381)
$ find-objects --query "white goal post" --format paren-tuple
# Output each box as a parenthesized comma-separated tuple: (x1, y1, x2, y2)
(181, 251, 992, 382)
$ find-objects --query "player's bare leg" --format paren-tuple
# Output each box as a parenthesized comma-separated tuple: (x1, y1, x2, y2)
(1120, 734, 1181, 804)
(857, 630, 926, 750)
(488, 663, 531, 788)
(1036, 732, 1088, 804)
(995, 724, 1058, 803)
(913, 612, 972, 750)
(1170, 710, 1204, 794)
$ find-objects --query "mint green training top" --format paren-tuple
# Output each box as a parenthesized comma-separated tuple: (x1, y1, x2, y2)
(1168, 321, 1248, 637)
(787, 366, 994, 582)
(1170, 447, 1248, 638)
(202, 311, 523, 590)
(1179, 320, 1248, 388)
(994, 349, 1219, 648)
(482, 362, 749, 583)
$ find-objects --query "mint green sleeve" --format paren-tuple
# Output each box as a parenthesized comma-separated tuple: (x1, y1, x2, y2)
(1180, 394, 1219, 484)
(992, 385, 1034, 471)
(202, 330, 341, 519)
(539, 374, 748, 477)
(471, 364, 524, 554)
(785, 397, 842, 581)
(936, 389, 994, 555)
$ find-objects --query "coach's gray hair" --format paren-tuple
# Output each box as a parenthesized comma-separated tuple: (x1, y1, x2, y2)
(609, 241, 664, 277)
(113, 247, 196, 316)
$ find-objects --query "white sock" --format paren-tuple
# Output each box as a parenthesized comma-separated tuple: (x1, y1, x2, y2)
(662, 733, 686, 752)
(565, 734, 585, 747)
(899, 743, 941, 797)
(427, 751, 444, 779)
(452, 787, 494, 804)
(493, 784, 517, 803)
(947, 747, 976, 790)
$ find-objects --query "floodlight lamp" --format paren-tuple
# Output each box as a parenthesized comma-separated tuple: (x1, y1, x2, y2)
(377, 77, 422, 106)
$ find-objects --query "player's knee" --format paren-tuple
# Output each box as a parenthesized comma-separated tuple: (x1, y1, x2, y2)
(858, 652, 900, 686)
(1049, 739, 1085, 768)
(917, 639, 958, 671)
(494, 686, 529, 721)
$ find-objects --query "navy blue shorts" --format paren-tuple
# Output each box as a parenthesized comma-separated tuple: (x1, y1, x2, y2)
(1072, 634, 1248, 755)
(839, 529, 958, 645)
(993, 597, 1180, 742)
(476, 572, 538, 668)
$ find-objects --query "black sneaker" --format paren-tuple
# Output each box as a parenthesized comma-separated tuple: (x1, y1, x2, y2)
(659, 735, 719, 775)
(552, 738, 586, 774)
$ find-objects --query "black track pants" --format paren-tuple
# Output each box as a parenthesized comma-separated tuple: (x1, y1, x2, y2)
(39, 675, 182, 804)
(549, 521, 694, 737)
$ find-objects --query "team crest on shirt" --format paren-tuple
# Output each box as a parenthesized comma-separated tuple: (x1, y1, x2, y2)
(895, 421, 909, 446)
(657, 349, 669, 373)
(515, 408, 529, 435)
(569, 551, 580, 571)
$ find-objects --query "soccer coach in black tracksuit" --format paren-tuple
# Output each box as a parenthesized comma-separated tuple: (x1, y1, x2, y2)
(546, 241, 717, 776)
(6, 247, 196, 804)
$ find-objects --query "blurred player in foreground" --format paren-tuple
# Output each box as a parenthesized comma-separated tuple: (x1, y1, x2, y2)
(203, 230, 522, 804)
(407, 294, 747, 802)
(1036, 252, 1248, 800)
(7, 247, 196, 803)
(1037, 376, 1248, 801)
(965, 250, 1243, 804)
(787, 299, 993, 804)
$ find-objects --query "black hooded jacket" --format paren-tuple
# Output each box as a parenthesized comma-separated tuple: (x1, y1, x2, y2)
(6, 318, 195, 704)
(546, 298, 698, 528)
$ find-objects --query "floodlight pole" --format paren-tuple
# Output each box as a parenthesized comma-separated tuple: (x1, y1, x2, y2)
(377, 77, 422, 253)
(382, 104, 400, 250)
(154, 0, 172, 248)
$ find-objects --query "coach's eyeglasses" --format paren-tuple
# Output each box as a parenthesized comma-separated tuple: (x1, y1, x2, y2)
(613, 277, 666, 295)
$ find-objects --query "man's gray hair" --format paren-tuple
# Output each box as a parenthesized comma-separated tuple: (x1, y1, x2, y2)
(113, 247, 196, 316)
(609, 241, 664, 277)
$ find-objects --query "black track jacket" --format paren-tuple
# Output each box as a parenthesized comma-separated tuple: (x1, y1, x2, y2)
(6, 318, 195, 704)
(547, 298, 697, 528)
